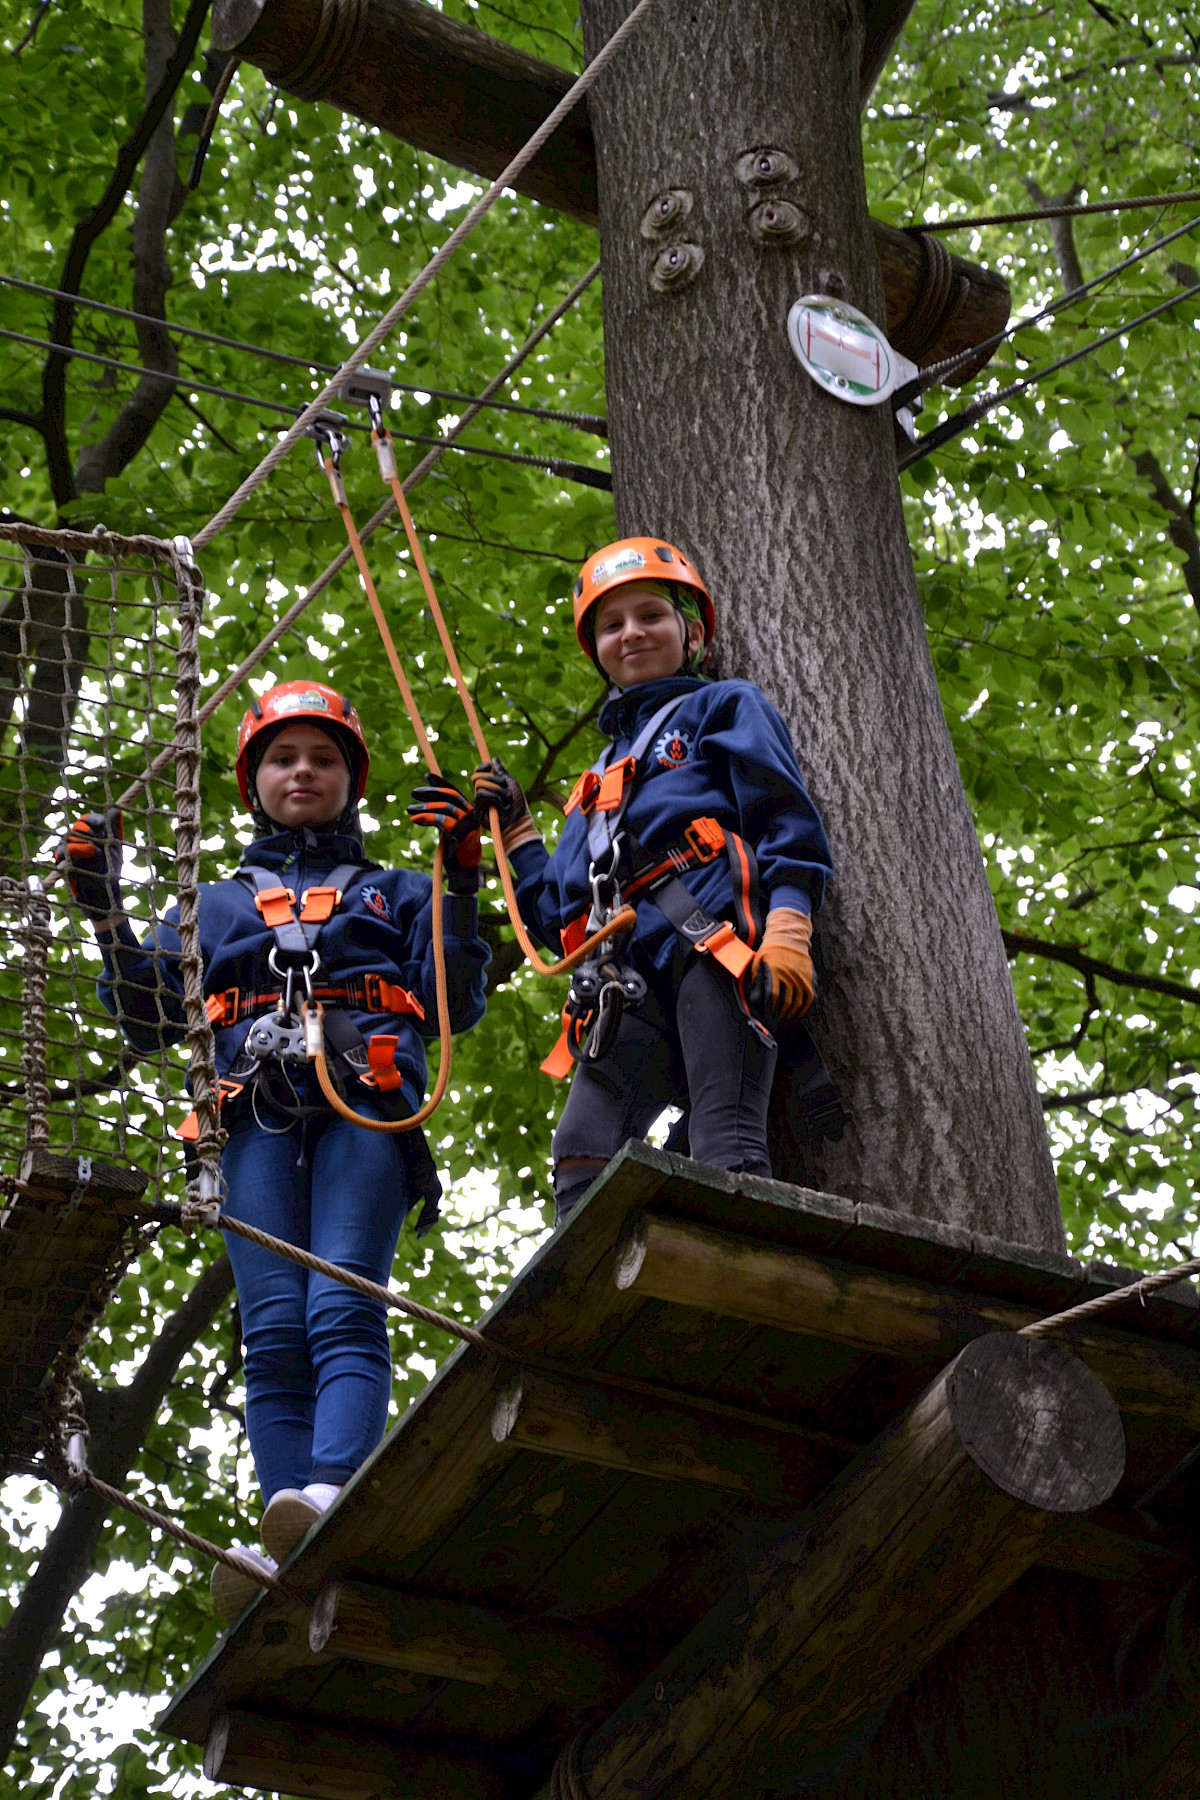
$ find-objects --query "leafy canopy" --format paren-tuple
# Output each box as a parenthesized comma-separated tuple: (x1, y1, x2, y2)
(0, 0, 1197, 1789)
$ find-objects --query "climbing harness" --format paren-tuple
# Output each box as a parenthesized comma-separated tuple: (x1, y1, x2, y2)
(540, 695, 767, 1077)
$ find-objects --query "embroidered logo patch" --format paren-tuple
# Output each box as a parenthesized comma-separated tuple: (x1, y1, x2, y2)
(654, 725, 694, 769)
(360, 884, 390, 920)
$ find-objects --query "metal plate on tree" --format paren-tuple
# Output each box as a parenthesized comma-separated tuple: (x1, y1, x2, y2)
(787, 295, 903, 405)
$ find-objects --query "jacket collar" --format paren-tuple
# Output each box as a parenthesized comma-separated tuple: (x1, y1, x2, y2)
(239, 824, 378, 875)
(598, 675, 705, 744)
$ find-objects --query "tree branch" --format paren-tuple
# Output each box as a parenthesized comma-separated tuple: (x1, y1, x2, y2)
(40, 0, 210, 505)
(1129, 444, 1200, 606)
(1004, 928, 1200, 1008)
(0, 1252, 234, 1764)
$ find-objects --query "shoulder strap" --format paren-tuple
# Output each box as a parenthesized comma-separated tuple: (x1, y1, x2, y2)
(240, 861, 368, 960)
(587, 694, 694, 865)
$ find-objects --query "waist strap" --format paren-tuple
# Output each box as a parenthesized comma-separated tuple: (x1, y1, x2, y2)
(206, 974, 425, 1030)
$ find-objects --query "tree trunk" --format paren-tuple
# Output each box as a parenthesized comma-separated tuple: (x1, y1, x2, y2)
(579, 0, 1062, 1250)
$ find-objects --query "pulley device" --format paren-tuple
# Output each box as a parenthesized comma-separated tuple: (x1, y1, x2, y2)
(786, 294, 923, 443)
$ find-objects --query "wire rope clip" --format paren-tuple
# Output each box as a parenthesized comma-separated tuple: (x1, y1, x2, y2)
(786, 295, 922, 442)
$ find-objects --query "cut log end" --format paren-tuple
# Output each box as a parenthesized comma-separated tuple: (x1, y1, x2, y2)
(947, 1331, 1125, 1513)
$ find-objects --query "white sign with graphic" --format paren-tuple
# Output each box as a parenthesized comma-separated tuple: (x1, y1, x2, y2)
(787, 295, 916, 408)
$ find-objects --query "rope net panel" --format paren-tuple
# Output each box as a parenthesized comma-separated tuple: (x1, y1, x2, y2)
(0, 520, 218, 1476)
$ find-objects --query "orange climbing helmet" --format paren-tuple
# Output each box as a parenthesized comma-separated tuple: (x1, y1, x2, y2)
(235, 681, 370, 807)
(572, 537, 716, 660)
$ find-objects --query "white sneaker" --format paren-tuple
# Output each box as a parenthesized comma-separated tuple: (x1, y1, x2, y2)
(261, 1483, 340, 1562)
(210, 1546, 277, 1623)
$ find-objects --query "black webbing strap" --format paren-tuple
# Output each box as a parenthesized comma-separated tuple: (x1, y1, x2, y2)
(241, 861, 364, 958)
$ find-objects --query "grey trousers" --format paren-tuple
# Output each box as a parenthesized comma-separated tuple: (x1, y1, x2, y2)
(551, 950, 778, 1223)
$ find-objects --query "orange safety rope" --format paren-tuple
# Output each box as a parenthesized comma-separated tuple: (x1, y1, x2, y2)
(305, 449, 452, 1134)
(370, 425, 637, 977)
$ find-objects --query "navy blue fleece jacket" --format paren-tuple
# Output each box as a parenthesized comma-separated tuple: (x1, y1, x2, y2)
(97, 824, 490, 1107)
(510, 675, 833, 974)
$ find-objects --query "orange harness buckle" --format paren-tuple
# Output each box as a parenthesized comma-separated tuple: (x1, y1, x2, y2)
(177, 1078, 244, 1140)
(362, 973, 426, 1020)
(684, 816, 725, 863)
(253, 885, 297, 928)
(596, 755, 637, 813)
(696, 919, 755, 978)
(565, 769, 602, 817)
(560, 915, 588, 958)
(205, 987, 240, 1028)
(299, 885, 342, 923)
(360, 1034, 404, 1092)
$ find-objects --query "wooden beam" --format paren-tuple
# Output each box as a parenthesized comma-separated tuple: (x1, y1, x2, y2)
(308, 1578, 628, 1703)
(211, 0, 1008, 376)
(614, 1212, 1200, 1430)
(203, 1707, 505, 1800)
(490, 1366, 854, 1503)
(547, 1332, 1124, 1799)
(212, 0, 598, 220)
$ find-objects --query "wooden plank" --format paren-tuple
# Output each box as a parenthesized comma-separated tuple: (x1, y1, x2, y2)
(210, 0, 1008, 376)
(203, 1707, 505, 1800)
(614, 1211, 1200, 1428)
(559, 1334, 1126, 1800)
(491, 1367, 856, 1503)
(309, 1579, 628, 1703)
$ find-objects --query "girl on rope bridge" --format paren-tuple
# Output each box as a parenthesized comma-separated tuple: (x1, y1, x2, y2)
(57, 680, 490, 1620)
(411, 537, 843, 1228)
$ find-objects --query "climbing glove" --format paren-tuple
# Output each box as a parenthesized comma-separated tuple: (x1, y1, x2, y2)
(54, 807, 126, 920)
(749, 908, 814, 1028)
(472, 759, 542, 854)
(407, 774, 483, 894)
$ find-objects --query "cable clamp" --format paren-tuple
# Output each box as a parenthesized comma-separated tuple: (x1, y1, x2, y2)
(62, 1155, 93, 1216)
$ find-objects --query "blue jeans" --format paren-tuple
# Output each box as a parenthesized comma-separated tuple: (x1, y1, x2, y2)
(221, 1101, 410, 1503)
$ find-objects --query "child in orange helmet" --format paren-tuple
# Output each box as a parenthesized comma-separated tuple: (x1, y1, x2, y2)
(470, 538, 838, 1223)
(58, 680, 490, 1619)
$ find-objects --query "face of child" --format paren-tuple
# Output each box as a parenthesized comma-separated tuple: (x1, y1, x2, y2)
(254, 723, 352, 829)
(592, 582, 705, 687)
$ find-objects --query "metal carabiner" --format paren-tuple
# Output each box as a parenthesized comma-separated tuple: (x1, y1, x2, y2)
(588, 837, 624, 925)
(267, 946, 322, 1019)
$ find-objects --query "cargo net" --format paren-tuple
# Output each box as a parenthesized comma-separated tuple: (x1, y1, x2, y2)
(0, 521, 220, 1206)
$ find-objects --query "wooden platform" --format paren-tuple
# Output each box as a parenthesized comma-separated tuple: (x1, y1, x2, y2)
(0, 1146, 152, 1478)
(159, 1143, 1200, 1798)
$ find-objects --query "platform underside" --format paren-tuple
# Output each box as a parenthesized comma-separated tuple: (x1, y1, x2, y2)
(159, 1142, 1200, 1796)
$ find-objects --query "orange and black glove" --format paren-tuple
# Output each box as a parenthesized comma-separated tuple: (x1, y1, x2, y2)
(408, 774, 483, 894)
(472, 759, 542, 854)
(748, 908, 814, 1028)
(54, 807, 126, 919)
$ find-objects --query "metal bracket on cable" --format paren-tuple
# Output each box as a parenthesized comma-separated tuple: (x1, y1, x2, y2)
(339, 365, 392, 433)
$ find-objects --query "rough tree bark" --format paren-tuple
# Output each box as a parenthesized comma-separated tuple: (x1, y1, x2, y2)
(579, 0, 1062, 1249)
(0, 1253, 235, 1764)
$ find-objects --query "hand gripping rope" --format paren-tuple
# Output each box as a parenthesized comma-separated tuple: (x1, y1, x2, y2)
(332, 376, 638, 980)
